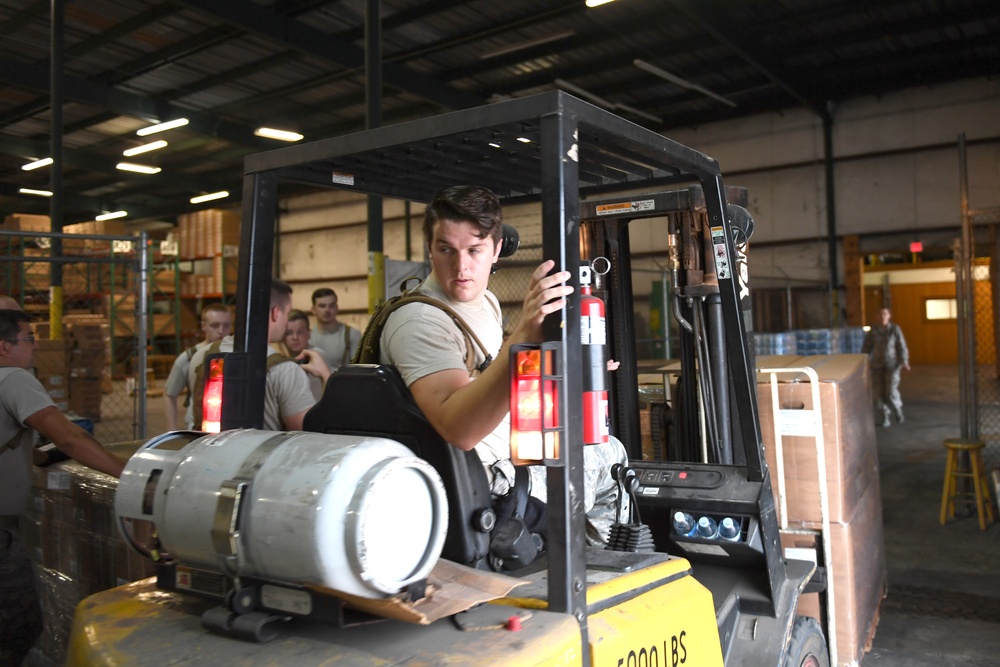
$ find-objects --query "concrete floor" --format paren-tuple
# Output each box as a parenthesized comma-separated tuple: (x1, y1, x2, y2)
(863, 365, 1000, 666)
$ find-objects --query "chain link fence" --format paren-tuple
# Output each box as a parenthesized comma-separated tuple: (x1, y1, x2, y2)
(1, 228, 154, 445)
(971, 210, 1000, 469)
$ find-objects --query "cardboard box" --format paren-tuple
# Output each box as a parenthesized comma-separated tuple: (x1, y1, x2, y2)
(69, 378, 102, 420)
(31, 321, 51, 339)
(3, 213, 50, 232)
(177, 208, 240, 259)
(34, 339, 67, 379)
(67, 322, 108, 350)
(756, 354, 879, 525)
(781, 479, 887, 667)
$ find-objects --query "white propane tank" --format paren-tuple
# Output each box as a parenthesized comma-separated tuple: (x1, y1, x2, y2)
(115, 429, 448, 599)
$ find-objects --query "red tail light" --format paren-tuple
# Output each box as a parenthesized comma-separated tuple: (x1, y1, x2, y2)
(510, 346, 559, 464)
(201, 356, 225, 433)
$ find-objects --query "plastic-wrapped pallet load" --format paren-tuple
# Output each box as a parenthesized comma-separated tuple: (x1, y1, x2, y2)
(841, 327, 867, 354)
(795, 329, 834, 356)
(19, 443, 149, 667)
(774, 331, 797, 355)
(754, 332, 773, 355)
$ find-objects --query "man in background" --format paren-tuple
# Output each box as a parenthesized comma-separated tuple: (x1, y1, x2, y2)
(1, 308, 125, 665)
(310, 288, 360, 370)
(162, 303, 233, 431)
(0, 295, 20, 310)
(188, 278, 325, 431)
(284, 309, 330, 400)
(862, 306, 910, 427)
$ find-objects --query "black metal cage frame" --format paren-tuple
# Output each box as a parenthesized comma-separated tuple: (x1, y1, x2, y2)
(223, 90, 773, 639)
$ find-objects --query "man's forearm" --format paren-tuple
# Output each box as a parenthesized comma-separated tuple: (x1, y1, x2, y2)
(58, 430, 125, 478)
(412, 346, 514, 450)
(25, 406, 125, 478)
(163, 394, 179, 430)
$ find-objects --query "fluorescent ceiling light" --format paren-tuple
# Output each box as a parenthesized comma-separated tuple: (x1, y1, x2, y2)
(554, 78, 614, 109)
(255, 127, 304, 142)
(480, 30, 575, 60)
(117, 162, 162, 174)
(96, 211, 127, 221)
(137, 118, 189, 136)
(123, 140, 167, 157)
(634, 59, 737, 108)
(22, 157, 53, 171)
(614, 103, 663, 124)
(190, 191, 230, 204)
(586, 0, 617, 7)
(19, 188, 53, 197)
(555, 79, 662, 125)
(517, 137, 532, 143)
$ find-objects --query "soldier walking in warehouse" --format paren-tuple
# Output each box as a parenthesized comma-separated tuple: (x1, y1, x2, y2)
(862, 306, 910, 427)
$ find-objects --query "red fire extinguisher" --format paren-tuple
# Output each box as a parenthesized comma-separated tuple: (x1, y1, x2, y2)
(580, 264, 610, 445)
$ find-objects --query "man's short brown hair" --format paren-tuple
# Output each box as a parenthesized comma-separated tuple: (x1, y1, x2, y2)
(271, 277, 293, 309)
(287, 309, 310, 325)
(312, 287, 337, 304)
(200, 302, 231, 322)
(423, 185, 503, 247)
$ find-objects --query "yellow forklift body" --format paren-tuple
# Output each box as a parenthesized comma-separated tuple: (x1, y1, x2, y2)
(500, 556, 723, 667)
(67, 559, 721, 667)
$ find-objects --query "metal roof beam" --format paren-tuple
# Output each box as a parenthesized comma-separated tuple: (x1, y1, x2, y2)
(667, 0, 825, 118)
(173, 0, 483, 111)
(0, 58, 277, 151)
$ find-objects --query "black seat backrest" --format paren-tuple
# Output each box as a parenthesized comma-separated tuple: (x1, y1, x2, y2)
(303, 364, 492, 569)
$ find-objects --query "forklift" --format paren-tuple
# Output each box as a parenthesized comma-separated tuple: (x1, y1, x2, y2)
(68, 91, 828, 667)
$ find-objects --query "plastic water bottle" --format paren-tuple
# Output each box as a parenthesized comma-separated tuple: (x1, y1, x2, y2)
(696, 516, 719, 539)
(672, 511, 697, 537)
(718, 517, 741, 542)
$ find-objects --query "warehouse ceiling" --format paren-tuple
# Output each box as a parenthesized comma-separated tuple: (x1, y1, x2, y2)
(0, 0, 997, 228)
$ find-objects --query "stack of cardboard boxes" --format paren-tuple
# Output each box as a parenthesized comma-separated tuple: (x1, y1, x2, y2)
(32, 322, 69, 413)
(65, 316, 108, 420)
(175, 208, 240, 295)
(30, 316, 110, 421)
(756, 354, 886, 667)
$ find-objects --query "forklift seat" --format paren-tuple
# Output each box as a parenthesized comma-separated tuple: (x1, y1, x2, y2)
(302, 364, 493, 569)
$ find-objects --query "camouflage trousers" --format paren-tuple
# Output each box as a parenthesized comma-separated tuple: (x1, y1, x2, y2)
(872, 365, 904, 423)
(490, 436, 630, 546)
(0, 521, 43, 667)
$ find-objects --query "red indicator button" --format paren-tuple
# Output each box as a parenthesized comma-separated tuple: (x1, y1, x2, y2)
(678, 471, 687, 479)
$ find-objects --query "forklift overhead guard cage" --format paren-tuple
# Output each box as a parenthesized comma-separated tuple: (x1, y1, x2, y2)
(225, 90, 767, 637)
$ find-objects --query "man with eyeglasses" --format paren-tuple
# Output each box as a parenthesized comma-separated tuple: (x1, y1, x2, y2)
(162, 303, 233, 431)
(0, 308, 125, 665)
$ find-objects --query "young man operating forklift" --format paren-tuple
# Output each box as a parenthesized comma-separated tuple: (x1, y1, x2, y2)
(379, 185, 628, 544)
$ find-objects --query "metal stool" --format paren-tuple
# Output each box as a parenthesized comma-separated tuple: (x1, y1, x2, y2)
(939, 437, 995, 530)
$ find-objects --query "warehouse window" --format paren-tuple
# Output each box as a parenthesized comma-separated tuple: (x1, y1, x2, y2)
(925, 298, 957, 320)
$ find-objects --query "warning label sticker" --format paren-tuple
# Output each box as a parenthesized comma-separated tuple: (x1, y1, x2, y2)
(595, 199, 655, 216)
(711, 226, 731, 279)
(331, 172, 355, 186)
